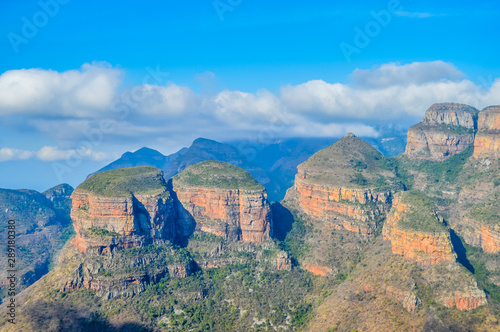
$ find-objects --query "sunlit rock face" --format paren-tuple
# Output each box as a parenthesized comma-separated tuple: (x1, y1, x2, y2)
(474, 106, 500, 159)
(405, 103, 479, 161)
(70, 167, 176, 254)
(286, 133, 401, 237)
(171, 160, 272, 243)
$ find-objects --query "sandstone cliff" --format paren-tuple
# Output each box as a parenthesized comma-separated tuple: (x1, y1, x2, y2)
(71, 166, 176, 254)
(383, 191, 456, 265)
(405, 103, 479, 160)
(474, 105, 500, 159)
(459, 200, 500, 254)
(285, 133, 401, 237)
(171, 160, 271, 242)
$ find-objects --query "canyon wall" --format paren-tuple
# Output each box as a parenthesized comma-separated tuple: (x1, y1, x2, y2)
(405, 103, 478, 160)
(473, 106, 500, 159)
(383, 193, 456, 265)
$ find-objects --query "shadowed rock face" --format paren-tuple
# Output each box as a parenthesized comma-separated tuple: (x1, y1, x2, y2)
(474, 106, 500, 159)
(405, 103, 479, 161)
(70, 167, 176, 254)
(383, 192, 456, 266)
(172, 160, 272, 243)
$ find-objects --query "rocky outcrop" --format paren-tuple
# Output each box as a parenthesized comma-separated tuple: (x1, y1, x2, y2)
(459, 217, 500, 254)
(70, 167, 176, 254)
(405, 103, 479, 160)
(383, 192, 456, 265)
(293, 174, 391, 236)
(285, 133, 399, 236)
(444, 289, 488, 311)
(303, 264, 331, 276)
(62, 244, 195, 299)
(473, 106, 500, 159)
(172, 161, 271, 242)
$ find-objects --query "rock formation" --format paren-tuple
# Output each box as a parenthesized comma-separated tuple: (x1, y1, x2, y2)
(171, 160, 271, 242)
(459, 210, 500, 254)
(286, 133, 401, 236)
(405, 103, 479, 160)
(473, 105, 500, 159)
(383, 191, 456, 265)
(70, 166, 176, 254)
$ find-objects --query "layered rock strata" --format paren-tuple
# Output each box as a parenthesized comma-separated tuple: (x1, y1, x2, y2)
(473, 105, 500, 159)
(459, 217, 500, 254)
(171, 160, 272, 242)
(70, 167, 176, 254)
(286, 133, 400, 236)
(405, 103, 479, 160)
(383, 191, 456, 265)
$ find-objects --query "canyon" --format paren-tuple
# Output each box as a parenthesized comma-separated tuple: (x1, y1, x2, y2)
(2, 102, 500, 332)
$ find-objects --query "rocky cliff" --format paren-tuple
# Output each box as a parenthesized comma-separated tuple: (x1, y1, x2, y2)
(405, 103, 479, 160)
(171, 160, 271, 242)
(459, 201, 500, 253)
(383, 191, 456, 265)
(62, 244, 195, 299)
(71, 166, 176, 254)
(286, 133, 401, 237)
(474, 105, 500, 159)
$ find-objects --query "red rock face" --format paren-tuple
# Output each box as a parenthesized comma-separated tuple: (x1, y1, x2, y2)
(292, 171, 389, 236)
(303, 264, 331, 276)
(445, 291, 488, 311)
(474, 106, 500, 159)
(405, 103, 478, 161)
(173, 187, 271, 243)
(383, 197, 456, 266)
(459, 217, 500, 254)
(70, 191, 176, 253)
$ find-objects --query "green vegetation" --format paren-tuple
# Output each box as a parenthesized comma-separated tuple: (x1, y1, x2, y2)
(300, 135, 403, 191)
(350, 172, 368, 186)
(462, 242, 500, 303)
(468, 197, 499, 225)
(277, 211, 312, 262)
(87, 227, 119, 237)
(397, 191, 447, 233)
(172, 160, 264, 190)
(396, 145, 474, 184)
(77, 166, 167, 197)
(189, 231, 224, 243)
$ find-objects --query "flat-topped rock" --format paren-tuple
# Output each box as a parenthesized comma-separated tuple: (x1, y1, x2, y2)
(405, 103, 479, 161)
(171, 161, 271, 242)
(71, 166, 176, 254)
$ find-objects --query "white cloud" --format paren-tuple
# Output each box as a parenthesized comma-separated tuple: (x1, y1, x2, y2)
(1, 61, 500, 149)
(212, 89, 282, 125)
(0, 62, 122, 118)
(281, 62, 498, 122)
(0, 146, 109, 162)
(0, 148, 34, 162)
(133, 84, 199, 116)
(350, 61, 464, 88)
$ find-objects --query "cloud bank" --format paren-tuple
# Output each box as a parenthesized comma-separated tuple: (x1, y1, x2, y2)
(1, 60, 500, 161)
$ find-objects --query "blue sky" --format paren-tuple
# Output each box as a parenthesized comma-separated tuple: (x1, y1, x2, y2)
(1, 0, 500, 190)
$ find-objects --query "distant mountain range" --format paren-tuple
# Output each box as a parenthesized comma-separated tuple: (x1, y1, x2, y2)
(90, 131, 407, 201)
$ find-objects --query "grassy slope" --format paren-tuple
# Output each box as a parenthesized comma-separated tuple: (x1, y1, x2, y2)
(298, 135, 402, 191)
(77, 166, 167, 197)
(396, 191, 447, 233)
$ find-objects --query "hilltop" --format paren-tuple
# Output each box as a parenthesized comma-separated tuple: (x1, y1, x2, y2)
(171, 160, 264, 191)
